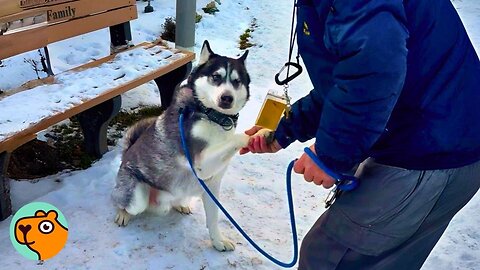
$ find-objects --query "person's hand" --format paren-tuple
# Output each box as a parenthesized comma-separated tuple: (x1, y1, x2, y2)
(239, 126, 283, 155)
(294, 144, 336, 188)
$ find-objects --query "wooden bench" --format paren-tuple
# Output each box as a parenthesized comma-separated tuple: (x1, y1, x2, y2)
(0, 0, 195, 220)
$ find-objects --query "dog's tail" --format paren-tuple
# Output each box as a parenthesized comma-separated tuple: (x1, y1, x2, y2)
(122, 117, 157, 155)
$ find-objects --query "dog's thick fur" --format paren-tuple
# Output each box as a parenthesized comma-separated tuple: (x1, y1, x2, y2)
(111, 41, 251, 251)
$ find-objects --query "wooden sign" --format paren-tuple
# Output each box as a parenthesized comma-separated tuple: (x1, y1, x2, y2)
(0, 0, 72, 18)
(1, 0, 134, 33)
(47, 4, 76, 22)
(0, 0, 23, 18)
(19, 0, 71, 9)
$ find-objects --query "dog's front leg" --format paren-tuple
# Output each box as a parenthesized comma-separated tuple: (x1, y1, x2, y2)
(195, 134, 249, 179)
(201, 168, 235, 252)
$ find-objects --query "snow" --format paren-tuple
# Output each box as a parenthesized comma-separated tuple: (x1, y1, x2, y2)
(0, 45, 185, 141)
(454, 0, 480, 54)
(0, 0, 479, 269)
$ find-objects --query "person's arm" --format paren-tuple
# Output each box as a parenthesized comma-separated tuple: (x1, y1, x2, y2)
(274, 88, 325, 149)
(240, 92, 323, 154)
(313, 0, 409, 173)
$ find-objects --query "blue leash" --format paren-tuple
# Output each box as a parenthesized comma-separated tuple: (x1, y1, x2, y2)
(178, 110, 360, 267)
(303, 148, 359, 191)
(179, 111, 298, 268)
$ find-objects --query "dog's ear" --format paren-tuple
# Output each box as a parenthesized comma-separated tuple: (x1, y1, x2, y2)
(238, 50, 249, 64)
(198, 40, 214, 65)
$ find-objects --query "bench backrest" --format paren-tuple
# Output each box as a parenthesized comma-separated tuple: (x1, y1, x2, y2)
(0, 0, 137, 60)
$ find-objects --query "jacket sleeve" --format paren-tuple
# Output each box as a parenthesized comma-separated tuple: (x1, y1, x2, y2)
(274, 88, 324, 148)
(314, 0, 409, 173)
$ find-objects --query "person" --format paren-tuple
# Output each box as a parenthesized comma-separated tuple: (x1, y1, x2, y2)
(240, 0, 480, 269)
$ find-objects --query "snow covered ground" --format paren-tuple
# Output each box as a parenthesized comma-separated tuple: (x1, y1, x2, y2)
(0, 0, 479, 269)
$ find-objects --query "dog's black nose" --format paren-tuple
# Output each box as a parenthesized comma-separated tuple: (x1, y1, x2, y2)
(220, 94, 234, 105)
(221, 95, 234, 104)
(19, 224, 31, 234)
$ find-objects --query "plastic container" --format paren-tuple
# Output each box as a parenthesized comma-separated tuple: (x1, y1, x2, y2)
(255, 91, 287, 130)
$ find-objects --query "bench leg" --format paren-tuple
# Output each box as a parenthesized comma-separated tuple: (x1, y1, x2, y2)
(109, 22, 133, 53)
(154, 62, 192, 108)
(0, 151, 12, 221)
(78, 95, 122, 158)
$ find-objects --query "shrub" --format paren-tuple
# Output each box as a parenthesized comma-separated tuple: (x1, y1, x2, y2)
(202, 1, 219, 15)
(161, 17, 176, 42)
(239, 18, 258, 50)
(196, 12, 203, 23)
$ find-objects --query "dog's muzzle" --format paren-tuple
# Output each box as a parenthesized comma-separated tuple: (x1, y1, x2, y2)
(219, 94, 234, 109)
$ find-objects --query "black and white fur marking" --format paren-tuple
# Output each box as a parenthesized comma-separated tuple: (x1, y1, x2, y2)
(111, 40, 251, 252)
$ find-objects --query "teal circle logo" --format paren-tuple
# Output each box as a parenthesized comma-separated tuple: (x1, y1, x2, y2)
(9, 202, 68, 261)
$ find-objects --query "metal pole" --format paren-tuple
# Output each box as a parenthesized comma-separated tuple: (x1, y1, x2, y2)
(175, 0, 196, 51)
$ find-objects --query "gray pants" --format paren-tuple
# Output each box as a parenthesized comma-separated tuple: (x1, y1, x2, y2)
(299, 158, 480, 270)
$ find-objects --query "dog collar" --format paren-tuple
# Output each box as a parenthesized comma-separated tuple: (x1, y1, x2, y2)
(195, 102, 239, 131)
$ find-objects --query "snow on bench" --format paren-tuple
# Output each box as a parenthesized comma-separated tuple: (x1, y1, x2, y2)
(0, 42, 195, 152)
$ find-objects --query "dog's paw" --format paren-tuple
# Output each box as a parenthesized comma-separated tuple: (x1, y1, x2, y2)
(114, 209, 131, 227)
(234, 134, 250, 149)
(255, 128, 275, 144)
(173, 205, 192, 215)
(212, 238, 236, 252)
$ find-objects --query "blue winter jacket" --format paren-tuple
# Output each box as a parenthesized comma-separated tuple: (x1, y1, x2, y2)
(274, 0, 480, 173)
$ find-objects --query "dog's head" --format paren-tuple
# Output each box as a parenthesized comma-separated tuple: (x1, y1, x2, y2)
(188, 40, 250, 115)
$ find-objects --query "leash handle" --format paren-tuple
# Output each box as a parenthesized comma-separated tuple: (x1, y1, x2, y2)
(179, 112, 299, 268)
(303, 147, 359, 191)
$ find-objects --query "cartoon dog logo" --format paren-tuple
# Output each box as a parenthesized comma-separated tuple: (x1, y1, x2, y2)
(14, 209, 68, 260)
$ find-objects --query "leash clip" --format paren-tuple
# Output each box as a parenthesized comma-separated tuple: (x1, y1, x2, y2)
(275, 62, 303, 86)
(302, 147, 359, 207)
(324, 176, 358, 208)
(324, 187, 339, 208)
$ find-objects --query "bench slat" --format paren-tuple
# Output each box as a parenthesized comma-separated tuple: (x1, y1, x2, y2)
(0, 42, 195, 153)
(1, 0, 135, 25)
(0, 5, 137, 60)
(0, 0, 74, 18)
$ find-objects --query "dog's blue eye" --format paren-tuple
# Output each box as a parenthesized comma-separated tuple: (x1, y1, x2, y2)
(211, 74, 222, 82)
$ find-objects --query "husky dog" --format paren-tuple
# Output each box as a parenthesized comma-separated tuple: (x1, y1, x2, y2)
(111, 41, 251, 251)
